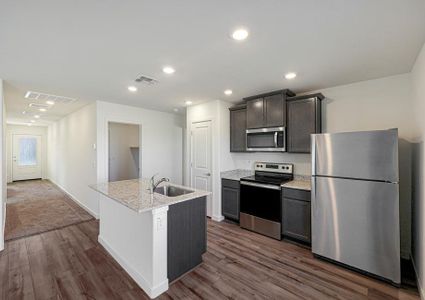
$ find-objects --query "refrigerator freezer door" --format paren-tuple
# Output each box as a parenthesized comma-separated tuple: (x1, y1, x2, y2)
(312, 129, 398, 182)
(312, 176, 400, 283)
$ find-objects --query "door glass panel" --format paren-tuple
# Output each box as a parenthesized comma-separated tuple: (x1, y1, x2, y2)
(18, 137, 37, 166)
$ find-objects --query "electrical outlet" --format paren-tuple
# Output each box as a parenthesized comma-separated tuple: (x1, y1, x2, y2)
(156, 216, 165, 231)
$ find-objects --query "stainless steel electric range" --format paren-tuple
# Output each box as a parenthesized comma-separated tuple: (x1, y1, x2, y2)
(240, 162, 293, 240)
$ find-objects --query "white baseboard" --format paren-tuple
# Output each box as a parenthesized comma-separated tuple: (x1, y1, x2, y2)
(98, 235, 168, 299)
(1, 202, 5, 251)
(212, 214, 224, 222)
(49, 179, 99, 219)
(411, 255, 425, 300)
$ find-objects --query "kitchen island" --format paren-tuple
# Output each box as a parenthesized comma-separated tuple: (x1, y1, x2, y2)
(91, 179, 210, 299)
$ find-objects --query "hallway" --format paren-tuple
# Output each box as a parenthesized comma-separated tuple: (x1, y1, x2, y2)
(5, 180, 93, 241)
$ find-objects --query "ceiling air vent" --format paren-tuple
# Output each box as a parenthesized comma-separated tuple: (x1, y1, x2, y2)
(135, 75, 158, 85)
(29, 103, 50, 109)
(25, 91, 76, 104)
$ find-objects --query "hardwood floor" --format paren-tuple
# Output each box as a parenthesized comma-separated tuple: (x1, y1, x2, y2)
(0, 219, 419, 299)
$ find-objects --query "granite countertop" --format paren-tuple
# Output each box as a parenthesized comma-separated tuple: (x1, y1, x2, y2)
(90, 179, 211, 213)
(221, 169, 254, 181)
(281, 175, 311, 191)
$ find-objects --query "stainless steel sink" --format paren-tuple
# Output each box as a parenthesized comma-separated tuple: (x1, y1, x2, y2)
(154, 185, 194, 197)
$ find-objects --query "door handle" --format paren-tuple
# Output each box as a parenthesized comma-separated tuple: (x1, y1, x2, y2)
(274, 132, 278, 147)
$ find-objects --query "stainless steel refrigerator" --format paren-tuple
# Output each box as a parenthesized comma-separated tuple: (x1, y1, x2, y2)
(311, 129, 400, 284)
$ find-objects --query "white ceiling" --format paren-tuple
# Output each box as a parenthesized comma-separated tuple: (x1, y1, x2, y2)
(1, 0, 425, 123)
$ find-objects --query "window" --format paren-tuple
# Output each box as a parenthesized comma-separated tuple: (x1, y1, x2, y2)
(18, 137, 37, 166)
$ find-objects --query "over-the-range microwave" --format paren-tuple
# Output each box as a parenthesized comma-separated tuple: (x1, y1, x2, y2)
(246, 127, 285, 152)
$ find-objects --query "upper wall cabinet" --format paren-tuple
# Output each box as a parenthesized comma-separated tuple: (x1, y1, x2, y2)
(245, 89, 295, 129)
(229, 104, 247, 152)
(287, 93, 324, 153)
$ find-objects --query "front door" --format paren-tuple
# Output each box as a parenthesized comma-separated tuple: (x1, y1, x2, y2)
(12, 134, 42, 181)
(190, 121, 212, 216)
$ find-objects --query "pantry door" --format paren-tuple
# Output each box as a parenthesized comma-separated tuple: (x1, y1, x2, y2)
(12, 134, 42, 181)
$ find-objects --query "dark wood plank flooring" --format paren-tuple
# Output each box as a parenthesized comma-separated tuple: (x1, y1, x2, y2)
(0, 219, 419, 299)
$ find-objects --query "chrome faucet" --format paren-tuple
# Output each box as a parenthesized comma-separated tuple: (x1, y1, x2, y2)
(150, 174, 170, 193)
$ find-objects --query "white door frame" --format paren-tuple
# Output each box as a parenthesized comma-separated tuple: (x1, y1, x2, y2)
(11, 134, 42, 181)
(189, 118, 217, 218)
(99, 117, 142, 183)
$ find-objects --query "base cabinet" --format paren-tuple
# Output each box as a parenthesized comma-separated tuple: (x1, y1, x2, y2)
(282, 188, 311, 243)
(168, 196, 206, 282)
(221, 179, 240, 221)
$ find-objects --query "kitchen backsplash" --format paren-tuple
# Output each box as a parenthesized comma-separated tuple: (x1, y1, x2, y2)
(230, 152, 311, 176)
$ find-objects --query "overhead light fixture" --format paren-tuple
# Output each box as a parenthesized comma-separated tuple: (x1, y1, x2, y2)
(224, 89, 233, 96)
(34, 115, 40, 119)
(232, 28, 249, 41)
(30, 120, 35, 123)
(22, 111, 27, 114)
(46, 100, 55, 105)
(39, 108, 47, 112)
(162, 66, 175, 74)
(27, 123, 32, 127)
(128, 86, 138, 92)
(285, 72, 297, 80)
(185, 100, 193, 106)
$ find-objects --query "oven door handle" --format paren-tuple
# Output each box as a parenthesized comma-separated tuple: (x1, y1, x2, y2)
(240, 181, 281, 190)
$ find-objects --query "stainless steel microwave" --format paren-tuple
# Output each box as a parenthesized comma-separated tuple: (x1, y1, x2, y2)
(246, 127, 286, 152)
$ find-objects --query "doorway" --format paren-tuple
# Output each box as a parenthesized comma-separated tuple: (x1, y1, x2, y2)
(190, 120, 212, 216)
(12, 134, 42, 181)
(108, 122, 140, 182)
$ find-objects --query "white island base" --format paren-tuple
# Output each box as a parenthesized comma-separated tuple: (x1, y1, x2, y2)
(98, 194, 169, 298)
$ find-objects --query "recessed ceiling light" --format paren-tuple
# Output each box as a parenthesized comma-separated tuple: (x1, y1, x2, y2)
(27, 123, 32, 127)
(224, 89, 233, 96)
(232, 28, 249, 41)
(173, 108, 179, 112)
(39, 108, 47, 112)
(46, 100, 55, 105)
(128, 86, 138, 92)
(285, 72, 297, 80)
(30, 120, 35, 123)
(185, 100, 193, 106)
(22, 111, 27, 114)
(163, 66, 175, 74)
(34, 115, 40, 119)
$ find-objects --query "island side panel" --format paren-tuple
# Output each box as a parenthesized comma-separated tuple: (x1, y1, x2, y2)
(98, 193, 168, 298)
(167, 196, 207, 282)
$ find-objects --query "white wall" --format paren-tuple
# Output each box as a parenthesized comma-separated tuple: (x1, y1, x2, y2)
(108, 122, 139, 182)
(48, 103, 98, 217)
(0, 79, 5, 251)
(6, 124, 48, 182)
(96, 101, 184, 185)
(411, 42, 425, 299)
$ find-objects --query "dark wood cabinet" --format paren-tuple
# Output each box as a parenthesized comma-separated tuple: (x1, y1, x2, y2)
(245, 89, 295, 129)
(230, 105, 247, 152)
(282, 188, 311, 243)
(264, 93, 286, 127)
(246, 98, 264, 129)
(221, 179, 240, 221)
(168, 197, 206, 282)
(287, 93, 323, 153)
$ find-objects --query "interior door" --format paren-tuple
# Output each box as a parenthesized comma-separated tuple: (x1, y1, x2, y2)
(12, 134, 42, 181)
(190, 121, 212, 217)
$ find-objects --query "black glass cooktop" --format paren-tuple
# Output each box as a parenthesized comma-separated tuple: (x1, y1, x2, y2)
(241, 172, 293, 185)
